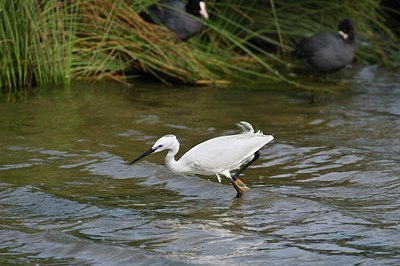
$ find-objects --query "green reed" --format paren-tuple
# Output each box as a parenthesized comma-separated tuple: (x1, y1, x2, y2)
(0, 0, 79, 89)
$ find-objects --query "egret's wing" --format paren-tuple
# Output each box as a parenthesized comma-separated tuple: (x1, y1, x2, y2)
(180, 134, 273, 174)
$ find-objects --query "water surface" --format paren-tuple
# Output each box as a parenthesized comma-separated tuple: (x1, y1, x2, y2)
(0, 68, 399, 265)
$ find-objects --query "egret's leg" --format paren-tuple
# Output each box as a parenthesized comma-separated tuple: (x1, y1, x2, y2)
(233, 150, 260, 181)
(223, 171, 243, 198)
(229, 177, 243, 198)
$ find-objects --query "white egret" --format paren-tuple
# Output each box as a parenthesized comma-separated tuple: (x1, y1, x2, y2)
(129, 122, 274, 197)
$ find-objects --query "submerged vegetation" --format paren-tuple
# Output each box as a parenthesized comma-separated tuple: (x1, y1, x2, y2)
(0, 0, 399, 90)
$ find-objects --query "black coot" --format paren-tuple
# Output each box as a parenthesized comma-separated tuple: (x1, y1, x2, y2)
(141, 0, 209, 41)
(294, 19, 357, 74)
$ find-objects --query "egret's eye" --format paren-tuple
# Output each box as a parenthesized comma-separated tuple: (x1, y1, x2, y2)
(158, 145, 163, 148)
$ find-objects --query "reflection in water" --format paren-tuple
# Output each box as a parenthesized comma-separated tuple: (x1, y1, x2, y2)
(0, 70, 399, 265)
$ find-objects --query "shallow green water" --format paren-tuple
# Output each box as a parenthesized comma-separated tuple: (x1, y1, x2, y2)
(1, 68, 399, 265)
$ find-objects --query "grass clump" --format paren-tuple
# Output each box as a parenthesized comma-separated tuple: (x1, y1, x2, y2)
(0, 0, 78, 89)
(72, 0, 218, 83)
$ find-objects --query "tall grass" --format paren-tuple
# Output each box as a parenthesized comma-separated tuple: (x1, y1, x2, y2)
(72, 0, 219, 83)
(0, 0, 79, 89)
(0, 0, 399, 90)
(202, 1, 399, 74)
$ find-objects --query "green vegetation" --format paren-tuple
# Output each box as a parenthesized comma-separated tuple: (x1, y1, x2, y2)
(0, 0, 399, 90)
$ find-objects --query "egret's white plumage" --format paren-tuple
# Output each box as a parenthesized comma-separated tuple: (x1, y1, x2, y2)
(129, 122, 274, 197)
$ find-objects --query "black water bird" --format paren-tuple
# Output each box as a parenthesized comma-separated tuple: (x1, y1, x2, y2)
(140, 0, 209, 41)
(294, 19, 357, 74)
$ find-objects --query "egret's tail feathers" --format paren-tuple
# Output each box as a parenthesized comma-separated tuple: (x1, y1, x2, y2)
(237, 121, 254, 134)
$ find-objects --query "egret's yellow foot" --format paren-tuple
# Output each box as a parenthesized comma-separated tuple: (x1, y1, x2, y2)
(234, 178, 250, 192)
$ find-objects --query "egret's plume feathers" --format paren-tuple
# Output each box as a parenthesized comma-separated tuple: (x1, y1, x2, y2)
(237, 121, 254, 134)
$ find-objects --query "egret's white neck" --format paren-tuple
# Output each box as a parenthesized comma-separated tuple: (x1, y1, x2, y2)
(164, 140, 182, 174)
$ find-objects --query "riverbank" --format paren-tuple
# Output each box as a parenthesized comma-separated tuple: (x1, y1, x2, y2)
(1, 0, 399, 90)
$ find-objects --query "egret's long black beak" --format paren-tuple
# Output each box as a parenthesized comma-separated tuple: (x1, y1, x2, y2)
(129, 147, 155, 165)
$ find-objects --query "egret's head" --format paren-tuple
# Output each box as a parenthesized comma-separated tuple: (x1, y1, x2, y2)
(129, 135, 177, 165)
(152, 135, 177, 153)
